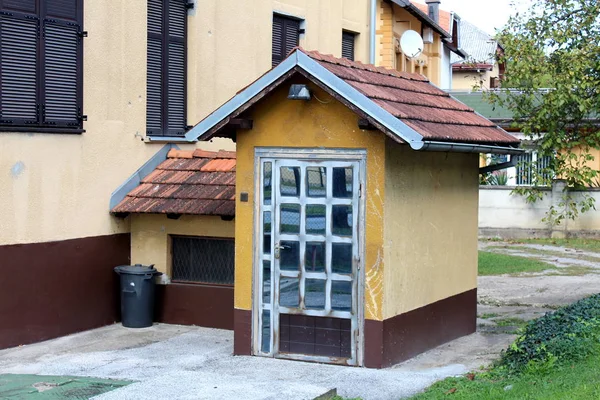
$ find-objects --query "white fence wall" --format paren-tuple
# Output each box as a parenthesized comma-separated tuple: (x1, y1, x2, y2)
(479, 185, 600, 238)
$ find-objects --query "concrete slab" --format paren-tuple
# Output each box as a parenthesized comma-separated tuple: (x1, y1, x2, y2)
(0, 324, 473, 400)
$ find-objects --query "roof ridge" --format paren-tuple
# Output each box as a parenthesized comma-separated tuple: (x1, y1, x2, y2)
(167, 148, 237, 159)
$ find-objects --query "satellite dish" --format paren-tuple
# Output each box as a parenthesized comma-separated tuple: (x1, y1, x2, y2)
(400, 30, 424, 59)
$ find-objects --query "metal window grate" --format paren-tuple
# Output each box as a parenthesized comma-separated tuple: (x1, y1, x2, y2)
(171, 236, 234, 285)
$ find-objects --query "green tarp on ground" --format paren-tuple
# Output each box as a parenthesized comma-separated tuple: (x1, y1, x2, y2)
(0, 374, 131, 399)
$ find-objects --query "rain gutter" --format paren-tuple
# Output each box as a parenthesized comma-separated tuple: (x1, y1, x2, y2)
(411, 140, 524, 155)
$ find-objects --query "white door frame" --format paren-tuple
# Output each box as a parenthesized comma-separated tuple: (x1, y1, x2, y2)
(251, 147, 367, 366)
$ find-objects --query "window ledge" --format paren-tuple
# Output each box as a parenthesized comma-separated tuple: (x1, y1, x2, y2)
(145, 135, 196, 143)
(0, 127, 85, 134)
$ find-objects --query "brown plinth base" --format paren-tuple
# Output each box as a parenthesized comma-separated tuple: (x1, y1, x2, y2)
(233, 308, 252, 355)
(155, 283, 234, 330)
(364, 288, 477, 368)
(0, 234, 130, 350)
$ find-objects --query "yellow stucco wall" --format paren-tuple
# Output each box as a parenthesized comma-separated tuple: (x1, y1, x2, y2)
(377, 0, 443, 85)
(130, 214, 234, 275)
(382, 141, 479, 319)
(451, 64, 501, 91)
(1, 0, 371, 247)
(234, 79, 386, 321)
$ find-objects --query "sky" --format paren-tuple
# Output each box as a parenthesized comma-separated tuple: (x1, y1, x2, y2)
(438, 0, 529, 35)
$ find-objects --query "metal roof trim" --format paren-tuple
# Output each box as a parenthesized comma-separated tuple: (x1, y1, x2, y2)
(412, 140, 524, 155)
(185, 53, 299, 142)
(109, 143, 178, 212)
(295, 51, 424, 144)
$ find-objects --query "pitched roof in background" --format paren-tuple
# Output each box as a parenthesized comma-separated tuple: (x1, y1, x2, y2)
(111, 150, 236, 216)
(303, 50, 518, 145)
(451, 20, 499, 65)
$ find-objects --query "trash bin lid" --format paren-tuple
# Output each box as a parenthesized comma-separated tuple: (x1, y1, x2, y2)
(114, 264, 159, 275)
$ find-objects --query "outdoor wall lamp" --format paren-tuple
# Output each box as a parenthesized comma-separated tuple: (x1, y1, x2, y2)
(288, 84, 311, 101)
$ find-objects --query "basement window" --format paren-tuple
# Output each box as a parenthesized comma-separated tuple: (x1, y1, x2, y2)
(171, 236, 234, 285)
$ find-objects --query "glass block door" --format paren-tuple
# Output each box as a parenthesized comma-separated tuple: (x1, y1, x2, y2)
(257, 157, 362, 366)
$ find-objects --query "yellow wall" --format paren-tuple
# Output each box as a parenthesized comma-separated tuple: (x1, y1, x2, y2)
(451, 64, 501, 91)
(382, 141, 479, 319)
(130, 214, 234, 275)
(234, 78, 386, 321)
(1, 0, 371, 247)
(376, 0, 443, 85)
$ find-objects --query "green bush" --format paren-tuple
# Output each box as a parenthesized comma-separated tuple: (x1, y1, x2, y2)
(499, 294, 600, 374)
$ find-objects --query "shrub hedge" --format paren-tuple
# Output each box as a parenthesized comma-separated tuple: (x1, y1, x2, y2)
(499, 293, 600, 374)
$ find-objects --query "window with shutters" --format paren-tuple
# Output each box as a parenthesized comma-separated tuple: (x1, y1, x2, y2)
(171, 236, 235, 285)
(342, 31, 356, 61)
(0, 0, 84, 133)
(147, 0, 188, 137)
(272, 14, 301, 67)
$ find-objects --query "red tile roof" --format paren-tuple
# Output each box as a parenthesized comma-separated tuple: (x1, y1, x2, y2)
(303, 50, 519, 145)
(112, 149, 236, 216)
(412, 1, 452, 33)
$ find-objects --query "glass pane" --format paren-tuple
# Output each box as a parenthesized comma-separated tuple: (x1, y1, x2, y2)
(332, 205, 353, 236)
(263, 260, 271, 303)
(263, 212, 271, 254)
(332, 243, 352, 274)
(280, 166, 300, 196)
(306, 167, 326, 197)
(331, 281, 352, 312)
(305, 242, 325, 272)
(279, 277, 299, 307)
(280, 204, 300, 234)
(306, 205, 326, 235)
(280, 241, 300, 271)
(333, 167, 353, 198)
(305, 279, 326, 309)
(261, 309, 270, 353)
(264, 162, 272, 205)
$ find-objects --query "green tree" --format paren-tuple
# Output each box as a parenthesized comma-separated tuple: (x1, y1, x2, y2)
(489, 0, 600, 225)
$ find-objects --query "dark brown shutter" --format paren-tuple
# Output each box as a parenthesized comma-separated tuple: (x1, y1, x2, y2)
(342, 32, 355, 61)
(0, 0, 83, 131)
(43, 20, 82, 126)
(272, 14, 300, 67)
(167, 0, 186, 136)
(147, 0, 187, 137)
(147, 0, 163, 135)
(0, 12, 39, 124)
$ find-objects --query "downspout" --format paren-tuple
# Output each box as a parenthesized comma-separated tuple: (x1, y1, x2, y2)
(370, 0, 376, 64)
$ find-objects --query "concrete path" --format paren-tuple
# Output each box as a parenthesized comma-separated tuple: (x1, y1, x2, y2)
(0, 324, 468, 400)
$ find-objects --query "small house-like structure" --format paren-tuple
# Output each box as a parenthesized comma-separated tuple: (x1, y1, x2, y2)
(113, 48, 520, 368)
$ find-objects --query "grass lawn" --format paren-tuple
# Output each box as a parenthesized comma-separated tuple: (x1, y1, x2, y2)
(410, 352, 600, 400)
(510, 238, 600, 253)
(478, 251, 555, 276)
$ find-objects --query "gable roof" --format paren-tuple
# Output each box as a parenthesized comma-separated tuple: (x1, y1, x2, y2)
(111, 149, 236, 216)
(451, 20, 500, 66)
(186, 48, 520, 154)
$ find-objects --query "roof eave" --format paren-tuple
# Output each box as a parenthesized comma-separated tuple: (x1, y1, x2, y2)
(412, 140, 523, 155)
(388, 0, 451, 38)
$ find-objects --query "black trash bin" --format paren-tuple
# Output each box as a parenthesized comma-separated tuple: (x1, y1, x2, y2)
(114, 264, 161, 328)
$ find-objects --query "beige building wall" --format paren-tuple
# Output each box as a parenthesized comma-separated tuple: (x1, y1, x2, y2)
(382, 141, 479, 319)
(376, 0, 444, 85)
(1, 0, 371, 247)
(130, 214, 234, 276)
(452, 64, 501, 91)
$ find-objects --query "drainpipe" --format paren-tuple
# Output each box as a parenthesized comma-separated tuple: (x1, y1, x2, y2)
(369, 0, 376, 64)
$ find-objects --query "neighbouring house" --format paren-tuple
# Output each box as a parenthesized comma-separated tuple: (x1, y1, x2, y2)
(379, 0, 466, 90)
(113, 48, 521, 367)
(450, 20, 504, 90)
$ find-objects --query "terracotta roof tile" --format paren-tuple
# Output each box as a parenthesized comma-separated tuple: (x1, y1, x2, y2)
(412, 1, 452, 33)
(112, 149, 236, 216)
(302, 49, 519, 146)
